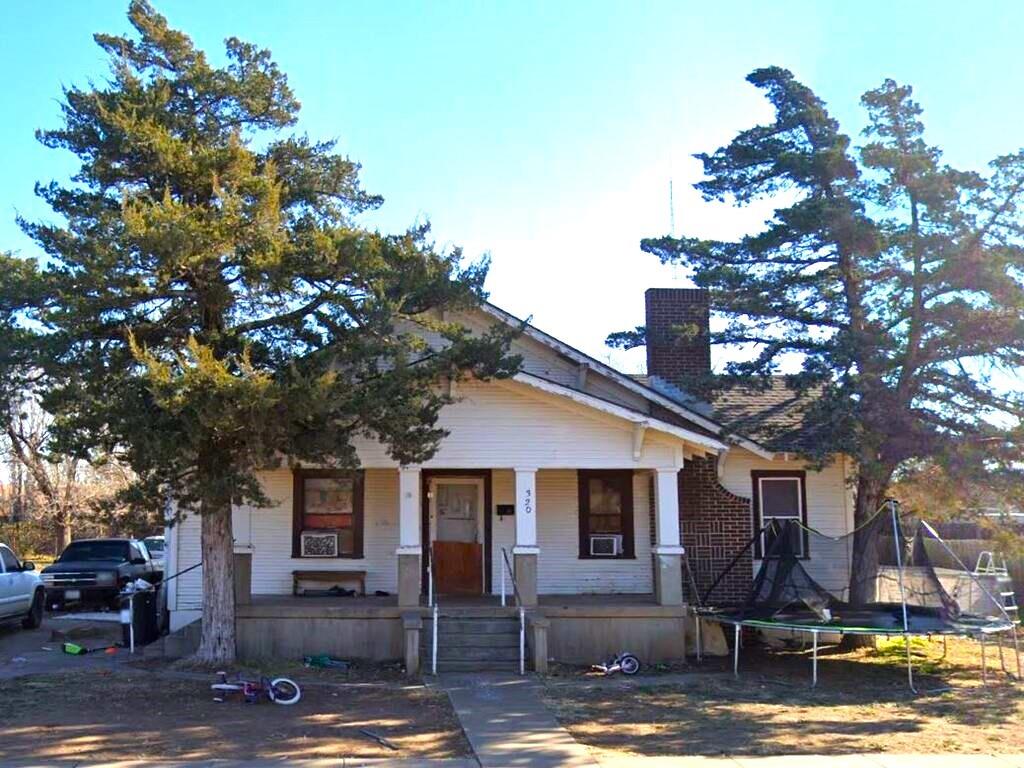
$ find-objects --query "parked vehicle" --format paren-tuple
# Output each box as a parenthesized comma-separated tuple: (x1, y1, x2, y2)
(0, 543, 44, 629)
(142, 535, 165, 570)
(41, 538, 162, 610)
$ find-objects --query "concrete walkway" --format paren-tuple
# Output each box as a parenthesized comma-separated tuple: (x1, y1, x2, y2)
(438, 673, 598, 767)
(7, 756, 1020, 767)
(594, 756, 1024, 767)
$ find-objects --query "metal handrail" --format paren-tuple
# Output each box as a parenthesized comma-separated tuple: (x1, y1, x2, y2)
(500, 547, 524, 606)
(501, 547, 526, 675)
(428, 542, 438, 675)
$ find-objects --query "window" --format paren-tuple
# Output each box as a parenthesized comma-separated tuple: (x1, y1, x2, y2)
(129, 542, 148, 562)
(58, 540, 130, 562)
(0, 545, 18, 572)
(143, 537, 165, 555)
(292, 469, 365, 558)
(752, 470, 808, 558)
(578, 470, 634, 559)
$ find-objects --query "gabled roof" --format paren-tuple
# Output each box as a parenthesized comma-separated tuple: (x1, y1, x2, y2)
(511, 372, 728, 454)
(711, 377, 824, 454)
(480, 302, 776, 459)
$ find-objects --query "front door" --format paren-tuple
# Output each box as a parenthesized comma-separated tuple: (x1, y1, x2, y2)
(430, 478, 484, 595)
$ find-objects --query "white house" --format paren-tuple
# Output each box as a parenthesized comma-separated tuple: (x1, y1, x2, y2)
(164, 288, 854, 672)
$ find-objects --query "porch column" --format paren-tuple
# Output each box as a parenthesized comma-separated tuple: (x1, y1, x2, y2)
(653, 468, 685, 606)
(513, 467, 539, 606)
(396, 467, 422, 607)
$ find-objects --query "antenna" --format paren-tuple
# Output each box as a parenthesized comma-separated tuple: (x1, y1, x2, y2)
(669, 179, 676, 236)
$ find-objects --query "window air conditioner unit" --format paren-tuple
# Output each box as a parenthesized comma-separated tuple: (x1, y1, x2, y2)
(301, 531, 338, 557)
(590, 534, 622, 557)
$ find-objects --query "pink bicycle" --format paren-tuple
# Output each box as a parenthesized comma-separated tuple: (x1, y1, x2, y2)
(211, 671, 302, 705)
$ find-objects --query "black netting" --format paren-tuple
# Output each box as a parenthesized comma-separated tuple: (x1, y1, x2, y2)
(739, 519, 836, 621)
(706, 503, 1014, 634)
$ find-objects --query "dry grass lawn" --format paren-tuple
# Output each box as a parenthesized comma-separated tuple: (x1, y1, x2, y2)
(543, 635, 1024, 759)
(0, 668, 470, 763)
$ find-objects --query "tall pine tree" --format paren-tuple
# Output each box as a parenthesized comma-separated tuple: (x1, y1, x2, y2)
(14, 1, 518, 661)
(610, 68, 1024, 627)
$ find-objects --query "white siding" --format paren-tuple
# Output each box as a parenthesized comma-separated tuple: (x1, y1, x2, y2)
(174, 468, 400, 608)
(174, 510, 203, 610)
(535, 469, 654, 595)
(718, 450, 854, 596)
(350, 379, 680, 469)
(398, 310, 651, 413)
(176, 466, 656, 609)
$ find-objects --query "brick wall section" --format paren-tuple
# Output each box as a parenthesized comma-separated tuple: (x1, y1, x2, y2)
(680, 455, 754, 606)
(645, 288, 711, 385)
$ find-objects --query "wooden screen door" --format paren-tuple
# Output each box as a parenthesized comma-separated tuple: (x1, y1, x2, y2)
(430, 478, 484, 595)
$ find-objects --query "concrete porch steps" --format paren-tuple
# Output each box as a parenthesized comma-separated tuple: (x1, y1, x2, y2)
(421, 612, 528, 673)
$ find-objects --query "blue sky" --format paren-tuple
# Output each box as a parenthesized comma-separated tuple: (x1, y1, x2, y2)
(2, 1, 1023, 373)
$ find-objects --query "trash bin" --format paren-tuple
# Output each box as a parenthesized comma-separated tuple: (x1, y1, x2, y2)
(121, 589, 160, 648)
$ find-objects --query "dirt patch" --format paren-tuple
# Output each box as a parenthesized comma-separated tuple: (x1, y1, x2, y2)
(0, 668, 470, 763)
(542, 635, 1024, 758)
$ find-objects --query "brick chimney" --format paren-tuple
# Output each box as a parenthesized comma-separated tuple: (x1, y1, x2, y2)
(644, 288, 711, 386)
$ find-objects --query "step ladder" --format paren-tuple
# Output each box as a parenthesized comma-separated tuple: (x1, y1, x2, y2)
(975, 551, 1020, 625)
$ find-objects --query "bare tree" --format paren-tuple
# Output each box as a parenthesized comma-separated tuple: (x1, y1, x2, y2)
(3, 395, 135, 552)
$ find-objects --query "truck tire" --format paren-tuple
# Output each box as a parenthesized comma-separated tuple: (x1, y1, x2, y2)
(23, 589, 44, 629)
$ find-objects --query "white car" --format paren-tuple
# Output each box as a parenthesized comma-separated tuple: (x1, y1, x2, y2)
(142, 535, 165, 571)
(0, 543, 44, 629)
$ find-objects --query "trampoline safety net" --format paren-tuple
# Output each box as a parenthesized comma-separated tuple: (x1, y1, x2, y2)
(708, 503, 1016, 636)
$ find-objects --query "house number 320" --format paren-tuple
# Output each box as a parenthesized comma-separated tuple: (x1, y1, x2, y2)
(523, 488, 533, 515)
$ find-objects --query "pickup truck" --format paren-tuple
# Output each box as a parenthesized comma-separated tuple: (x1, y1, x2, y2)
(41, 538, 162, 610)
(0, 543, 44, 629)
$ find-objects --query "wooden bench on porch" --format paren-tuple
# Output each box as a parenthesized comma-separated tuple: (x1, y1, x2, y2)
(292, 569, 367, 597)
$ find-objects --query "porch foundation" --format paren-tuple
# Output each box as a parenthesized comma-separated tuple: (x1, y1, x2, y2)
(236, 602, 404, 661)
(654, 552, 684, 606)
(513, 552, 538, 606)
(544, 602, 687, 664)
(529, 614, 550, 674)
(233, 552, 252, 606)
(397, 552, 421, 607)
(402, 612, 422, 675)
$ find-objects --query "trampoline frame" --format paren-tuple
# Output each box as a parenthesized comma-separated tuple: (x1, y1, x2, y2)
(698, 612, 1020, 691)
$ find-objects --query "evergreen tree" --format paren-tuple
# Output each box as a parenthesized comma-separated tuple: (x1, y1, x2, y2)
(13, 1, 518, 662)
(610, 68, 1024, 627)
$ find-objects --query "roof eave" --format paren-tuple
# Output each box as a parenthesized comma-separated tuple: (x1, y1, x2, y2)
(480, 301, 775, 459)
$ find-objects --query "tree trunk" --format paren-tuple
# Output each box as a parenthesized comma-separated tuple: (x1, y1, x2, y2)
(842, 470, 892, 649)
(196, 498, 236, 664)
(55, 518, 72, 553)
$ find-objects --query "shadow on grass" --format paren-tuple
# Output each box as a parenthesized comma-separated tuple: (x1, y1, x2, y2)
(0, 668, 470, 763)
(544, 637, 1023, 756)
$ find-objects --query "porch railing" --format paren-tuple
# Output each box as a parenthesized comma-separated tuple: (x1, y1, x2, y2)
(428, 542, 438, 675)
(501, 547, 526, 675)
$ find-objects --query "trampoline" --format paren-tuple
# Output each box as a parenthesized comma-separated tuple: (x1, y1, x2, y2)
(693, 501, 1021, 690)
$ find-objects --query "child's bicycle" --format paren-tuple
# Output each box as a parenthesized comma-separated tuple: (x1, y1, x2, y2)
(211, 671, 302, 705)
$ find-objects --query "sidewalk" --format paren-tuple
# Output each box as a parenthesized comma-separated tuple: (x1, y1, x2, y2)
(594, 756, 1024, 767)
(11, 753, 1019, 767)
(438, 673, 598, 767)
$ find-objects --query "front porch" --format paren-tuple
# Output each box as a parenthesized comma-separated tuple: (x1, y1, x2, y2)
(233, 592, 688, 673)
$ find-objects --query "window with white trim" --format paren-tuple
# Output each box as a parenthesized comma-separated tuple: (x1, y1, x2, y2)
(752, 471, 807, 558)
